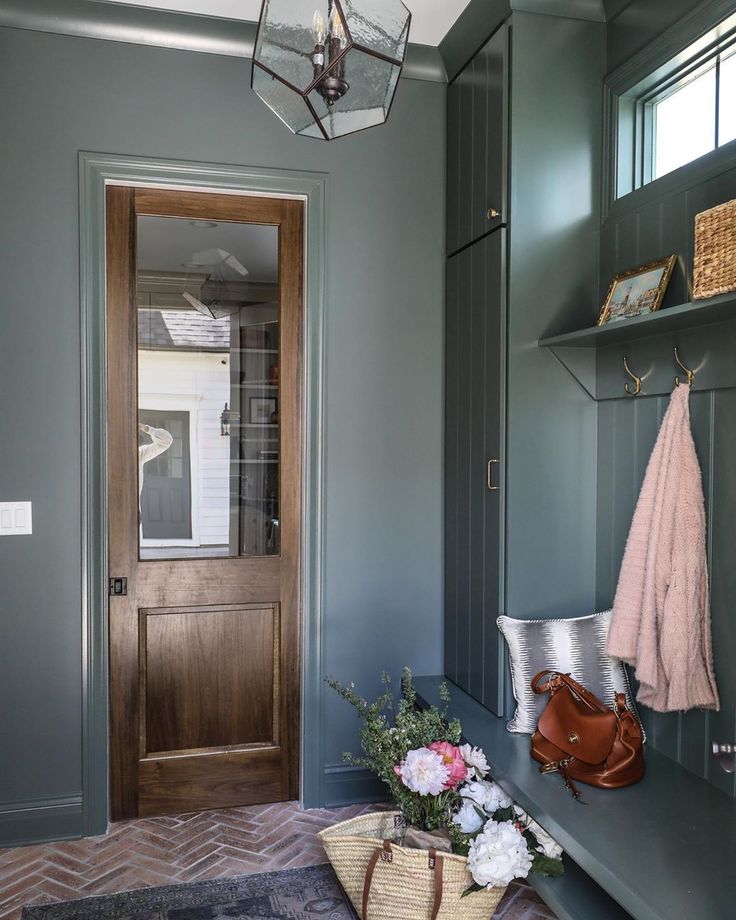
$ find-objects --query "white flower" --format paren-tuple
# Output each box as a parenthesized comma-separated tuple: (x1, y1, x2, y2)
(459, 744, 490, 780)
(452, 800, 485, 834)
(467, 820, 533, 889)
(513, 807, 563, 860)
(461, 780, 512, 815)
(398, 747, 449, 796)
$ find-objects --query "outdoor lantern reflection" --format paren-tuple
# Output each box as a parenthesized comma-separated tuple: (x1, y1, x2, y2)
(252, 0, 411, 141)
(220, 403, 239, 437)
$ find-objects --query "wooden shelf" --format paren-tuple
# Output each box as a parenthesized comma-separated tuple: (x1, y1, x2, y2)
(415, 675, 736, 920)
(539, 293, 736, 350)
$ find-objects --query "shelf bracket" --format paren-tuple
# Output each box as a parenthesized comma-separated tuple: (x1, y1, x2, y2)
(545, 345, 597, 401)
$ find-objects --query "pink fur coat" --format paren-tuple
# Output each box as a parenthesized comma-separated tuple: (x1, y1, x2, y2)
(607, 385, 720, 712)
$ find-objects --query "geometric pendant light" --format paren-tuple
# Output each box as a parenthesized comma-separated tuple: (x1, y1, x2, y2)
(252, 0, 411, 141)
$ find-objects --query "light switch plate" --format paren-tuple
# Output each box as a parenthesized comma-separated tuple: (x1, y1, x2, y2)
(0, 501, 32, 536)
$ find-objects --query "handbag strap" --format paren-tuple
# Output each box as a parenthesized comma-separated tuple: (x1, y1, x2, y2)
(361, 840, 443, 920)
(531, 670, 614, 714)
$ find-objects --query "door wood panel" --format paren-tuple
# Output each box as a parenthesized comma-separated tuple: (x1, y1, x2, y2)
(141, 604, 279, 755)
(107, 186, 304, 819)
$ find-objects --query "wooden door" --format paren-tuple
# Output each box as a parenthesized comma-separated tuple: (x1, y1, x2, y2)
(444, 230, 505, 716)
(447, 24, 508, 254)
(107, 187, 303, 819)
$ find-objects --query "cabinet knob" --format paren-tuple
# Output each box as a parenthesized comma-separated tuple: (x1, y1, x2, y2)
(487, 207, 501, 220)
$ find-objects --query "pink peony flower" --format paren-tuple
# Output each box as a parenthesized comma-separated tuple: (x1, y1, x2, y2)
(428, 741, 468, 789)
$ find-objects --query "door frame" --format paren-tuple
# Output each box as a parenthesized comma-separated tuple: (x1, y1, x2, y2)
(79, 152, 327, 836)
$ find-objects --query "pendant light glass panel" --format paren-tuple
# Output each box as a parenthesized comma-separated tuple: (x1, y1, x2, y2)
(252, 0, 411, 140)
(307, 51, 402, 140)
(339, 0, 410, 62)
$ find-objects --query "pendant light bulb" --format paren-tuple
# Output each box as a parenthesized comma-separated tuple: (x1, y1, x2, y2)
(329, 6, 346, 46)
(312, 10, 327, 44)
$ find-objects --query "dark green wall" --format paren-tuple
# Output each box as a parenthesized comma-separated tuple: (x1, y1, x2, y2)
(606, 0, 704, 70)
(0, 25, 445, 842)
(505, 12, 604, 623)
(597, 0, 736, 795)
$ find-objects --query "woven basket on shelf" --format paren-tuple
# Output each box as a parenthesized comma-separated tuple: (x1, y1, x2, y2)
(318, 811, 505, 920)
(693, 198, 736, 299)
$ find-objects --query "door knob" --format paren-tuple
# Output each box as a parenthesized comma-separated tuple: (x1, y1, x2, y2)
(487, 459, 500, 491)
(487, 207, 501, 220)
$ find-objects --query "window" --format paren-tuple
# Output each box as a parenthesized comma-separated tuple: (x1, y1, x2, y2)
(652, 46, 736, 180)
(612, 9, 736, 197)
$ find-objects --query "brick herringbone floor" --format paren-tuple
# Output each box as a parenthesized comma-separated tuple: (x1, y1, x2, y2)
(0, 801, 555, 919)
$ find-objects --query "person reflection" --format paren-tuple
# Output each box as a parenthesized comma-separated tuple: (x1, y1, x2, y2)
(138, 422, 173, 500)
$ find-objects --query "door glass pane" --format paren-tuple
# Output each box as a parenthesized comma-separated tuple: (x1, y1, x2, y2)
(654, 66, 716, 179)
(137, 215, 280, 560)
(719, 50, 736, 147)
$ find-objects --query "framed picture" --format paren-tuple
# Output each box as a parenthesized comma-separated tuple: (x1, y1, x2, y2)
(249, 396, 277, 425)
(597, 255, 677, 326)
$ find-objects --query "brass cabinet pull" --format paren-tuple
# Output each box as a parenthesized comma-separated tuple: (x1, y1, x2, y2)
(487, 207, 501, 220)
(487, 459, 500, 491)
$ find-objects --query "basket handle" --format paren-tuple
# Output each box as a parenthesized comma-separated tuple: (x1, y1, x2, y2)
(361, 840, 443, 920)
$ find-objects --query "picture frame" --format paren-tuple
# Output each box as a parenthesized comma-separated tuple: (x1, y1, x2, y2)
(249, 396, 277, 425)
(597, 255, 677, 326)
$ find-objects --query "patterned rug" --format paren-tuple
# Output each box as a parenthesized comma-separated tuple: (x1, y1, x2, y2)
(20, 864, 357, 920)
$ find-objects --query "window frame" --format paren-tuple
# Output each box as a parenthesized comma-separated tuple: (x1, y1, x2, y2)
(606, 1, 736, 205)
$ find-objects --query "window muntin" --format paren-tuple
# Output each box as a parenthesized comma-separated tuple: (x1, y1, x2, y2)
(719, 49, 736, 146)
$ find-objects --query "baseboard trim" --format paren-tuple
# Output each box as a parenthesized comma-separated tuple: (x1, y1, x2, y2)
(322, 764, 387, 809)
(0, 795, 83, 847)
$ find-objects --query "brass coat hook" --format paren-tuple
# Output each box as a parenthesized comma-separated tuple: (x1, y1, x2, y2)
(623, 356, 642, 396)
(674, 347, 695, 387)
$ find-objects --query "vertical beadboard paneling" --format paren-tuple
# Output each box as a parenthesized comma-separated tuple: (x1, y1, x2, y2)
(455, 248, 473, 692)
(599, 145, 736, 794)
(679, 389, 713, 779)
(446, 80, 460, 257)
(444, 256, 460, 684)
(457, 67, 474, 252)
(468, 242, 487, 700)
(707, 389, 736, 796)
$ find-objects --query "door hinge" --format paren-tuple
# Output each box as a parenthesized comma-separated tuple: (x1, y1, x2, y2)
(109, 576, 128, 597)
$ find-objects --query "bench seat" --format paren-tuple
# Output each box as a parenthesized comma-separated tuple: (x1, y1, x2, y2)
(415, 676, 736, 920)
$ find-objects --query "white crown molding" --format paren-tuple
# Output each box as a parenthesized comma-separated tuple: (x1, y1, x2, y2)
(0, 0, 447, 83)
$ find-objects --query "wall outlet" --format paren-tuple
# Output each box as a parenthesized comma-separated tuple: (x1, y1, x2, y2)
(0, 501, 32, 536)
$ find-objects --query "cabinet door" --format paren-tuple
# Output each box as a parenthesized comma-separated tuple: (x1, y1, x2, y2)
(445, 230, 506, 715)
(447, 26, 508, 255)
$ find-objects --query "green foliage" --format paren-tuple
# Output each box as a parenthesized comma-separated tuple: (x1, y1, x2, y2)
(326, 668, 462, 830)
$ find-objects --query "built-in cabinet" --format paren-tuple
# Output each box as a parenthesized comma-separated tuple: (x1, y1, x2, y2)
(444, 13, 604, 720)
(444, 26, 508, 715)
(446, 26, 507, 255)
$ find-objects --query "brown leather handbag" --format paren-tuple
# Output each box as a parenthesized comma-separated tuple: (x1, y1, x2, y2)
(530, 670, 644, 798)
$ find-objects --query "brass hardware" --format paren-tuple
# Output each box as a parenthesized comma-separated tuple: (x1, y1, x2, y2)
(487, 458, 499, 491)
(568, 731, 580, 745)
(487, 207, 501, 220)
(623, 356, 642, 396)
(674, 347, 695, 387)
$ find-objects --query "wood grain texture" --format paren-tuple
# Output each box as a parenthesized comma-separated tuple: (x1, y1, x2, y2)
(137, 749, 284, 817)
(107, 187, 304, 818)
(141, 605, 279, 755)
(107, 185, 140, 821)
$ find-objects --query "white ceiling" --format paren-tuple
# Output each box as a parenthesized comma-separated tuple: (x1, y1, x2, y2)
(138, 216, 279, 282)
(99, 0, 473, 47)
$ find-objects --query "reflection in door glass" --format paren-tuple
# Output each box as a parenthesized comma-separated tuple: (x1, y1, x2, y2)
(137, 215, 280, 560)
